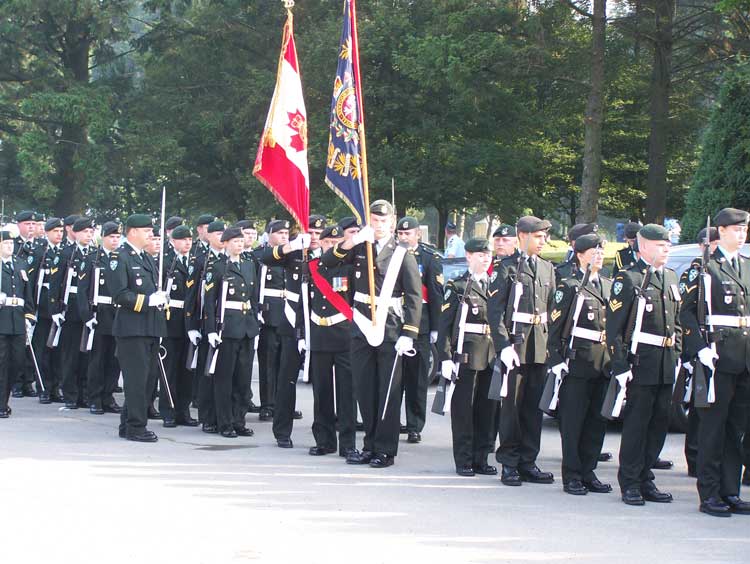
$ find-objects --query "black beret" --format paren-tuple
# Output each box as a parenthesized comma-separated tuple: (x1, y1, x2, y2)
(15, 210, 35, 223)
(207, 221, 226, 233)
(370, 200, 393, 216)
(73, 217, 95, 232)
(516, 215, 552, 233)
(337, 216, 359, 230)
(492, 224, 516, 238)
(465, 238, 491, 253)
(574, 233, 604, 253)
(64, 214, 80, 227)
(638, 224, 670, 242)
(44, 217, 64, 231)
(32, 212, 45, 222)
(445, 221, 457, 231)
(623, 222, 642, 239)
(171, 225, 192, 240)
(234, 220, 258, 230)
(714, 207, 750, 227)
(152, 227, 161, 237)
(397, 216, 419, 231)
(320, 225, 342, 240)
(568, 223, 598, 242)
(0, 231, 13, 241)
(101, 222, 122, 237)
(126, 214, 153, 229)
(196, 214, 216, 226)
(220, 226, 243, 242)
(309, 215, 327, 230)
(696, 227, 719, 244)
(267, 219, 290, 233)
(165, 216, 184, 231)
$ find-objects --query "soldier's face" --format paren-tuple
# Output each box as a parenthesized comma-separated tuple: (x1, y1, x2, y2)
(243, 229, 257, 249)
(196, 225, 208, 242)
(467, 251, 492, 274)
(18, 221, 35, 239)
(102, 234, 121, 251)
(520, 231, 547, 256)
(1, 239, 13, 258)
(269, 229, 288, 246)
(128, 227, 152, 249)
(309, 228, 323, 250)
(173, 237, 192, 254)
(370, 213, 391, 239)
(76, 227, 94, 247)
(494, 236, 517, 257)
(207, 231, 223, 249)
(719, 225, 748, 252)
(397, 228, 419, 248)
(343, 226, 359, 244)
(226, 237, 244, 258)
(577, 247, 604, 272)
(47, 227, 64, 246)
(36, 221, 45, 236)
(640, 238, 670, 268)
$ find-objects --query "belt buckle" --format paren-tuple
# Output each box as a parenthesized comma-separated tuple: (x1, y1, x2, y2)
(242, 301, 250, 313)
(740, 317, 748, 328)
(10, 298, 18, 306)
(319, 317, 329, 327)
(531, 314, 540, 325)
(663, 336, 673, 347)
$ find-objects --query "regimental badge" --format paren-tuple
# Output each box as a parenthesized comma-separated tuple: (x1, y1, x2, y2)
(293, 273, 298, 281)
(679, 282, 687, 295)
(646, 303, 653, 312)
(99, 279, 105, 285)
(613, 281, 623, 296)
(490, 271, 498, 284)
(136, 278, 143, 286)
(188, 265, 194, 276)
(206, 272, 213, 283)
(54, 256, 60, 266)
(554, 290, 564, 304)
(688, 268, 698, 282)
(444, 288, 452, 301)
(109, 260, 118, 271)
(587, 312, 595, 321)
(27, 255, 34, 264)
(229, 288, 235, 295)
(266, 274, 272, 280)
(725, 295, 733, 304)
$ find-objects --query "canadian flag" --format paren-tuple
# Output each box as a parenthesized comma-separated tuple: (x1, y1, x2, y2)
(253, 11, 310, 231)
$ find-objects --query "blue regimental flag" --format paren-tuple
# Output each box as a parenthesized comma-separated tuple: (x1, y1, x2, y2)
(324, 0, 367, 225)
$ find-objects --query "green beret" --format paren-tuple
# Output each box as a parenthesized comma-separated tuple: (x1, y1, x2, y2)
(15, 210, 35, 223)
(465, 238, 491, 253)
(320, 225, 341, 240)
(714, 207, 750, 227)
(493, 224, 516, 238)
(32, 212, 45, 222)
(101, 222, 122, 237)
(73, 217, 95, 232)
(638, 223, 670, 242)
(126, 214, 153, 229)
(568, 222, 598, 242)
(309, 215, 327, 230)
(516, 215, 552, 233)
(207, 221, 226, 233)
(220, 226, 243, 242)
(196, 214, 215, 226)
(170, 225, 192, 240)
(397, 216, 419, 231)
(64, 214, 80, 227)
(338, 216, 359, 230)
(0, 231, 14, 241)
(267, 219, 290, 233)
(624, 222, 642, 239)
(370, 199, 393, 217)
(165, 216, 184, 231)
(45, 218, 64, 231)
(574, 233, 604, 253)
(234, 220, 258, 230)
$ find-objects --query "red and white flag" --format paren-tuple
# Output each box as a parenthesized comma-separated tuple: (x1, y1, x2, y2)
(253, 10, 310, 231)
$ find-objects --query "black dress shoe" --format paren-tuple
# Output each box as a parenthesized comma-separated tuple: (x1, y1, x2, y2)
(147, 407, 162, 420)
(347, 450, 374, 465)
(202, 424, 218, 434)
(519, 464, 554, 484)
(700, 496, 732, 517)
(370, 453, 394, 468)
(501, 466, 522, 486)
(472, 464, 498, 475)
(340, 447, 358, 458)
(89, 404, 104, 415)
(39, 393, 51, 405)
(0, 408, 10, 418)
(64, 401, 78, 409)
(742, 469, 750, 487)
(456, 464, 475, 477)
(407, 432, 421, 444)
(259, 408, 273, 421)
(11, 386, 24, 399)
(277, 438, 293, 448)
(399, 425, 408, 434)
(583, 478, 612, 494)
(23, 386, 38, 398)
(652, 458, 673, 470)
(50, 395, 65, 404)
(622, 488, 645, 506)
(103, 403, 121, 414)
(293, 410, 303, 420)
(309, 446, 336, 456)
(641, 483, 672, 503)
(723, 495, 750, 515)
(247, 401, 261, 413)
(177, 417, 199, 427)
(220, 428, 238, 438)
(234, 426, 254, 437)
(598, 451, 613, 462)
(564, 479, 588, 496)
(163, 419, 177, 428)
(126, 431, 158, 443)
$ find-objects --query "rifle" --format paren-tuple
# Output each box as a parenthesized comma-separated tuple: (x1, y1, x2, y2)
(694, 215, 715, 407)
(46, 248, 77, 348)
(205, 279, 229, 376)
(80, 249, 103, 352)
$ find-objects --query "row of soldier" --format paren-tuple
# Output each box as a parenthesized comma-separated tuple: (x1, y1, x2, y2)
(0, 204, 748, 517)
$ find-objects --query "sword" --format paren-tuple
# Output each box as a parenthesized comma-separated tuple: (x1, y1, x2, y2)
(381, 347, 416, 421)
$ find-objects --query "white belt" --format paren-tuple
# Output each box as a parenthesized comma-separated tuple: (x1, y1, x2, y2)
(67, 286, 78, 294)
(353, 291, 402, 308)
(311, 312, 347, 327)
(168, 299, 184, 309)
(225, 300, 253, 312)
(95, 296, 112, 305)
(42, 283, 50, 289)
(422, 299, 428, 304)
(706, 315, 750, 328)
(3, 297, 24, 307)
(264, 289, 299, 302)
(464, 322, 490, 335)
(637, 332, 676, 348)
(571, 327, 606, 343)
(511, 312, 548, 325)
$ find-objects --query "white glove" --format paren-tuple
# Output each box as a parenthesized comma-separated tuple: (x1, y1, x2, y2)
(615, 370, 633, 389)
(25, 319, 35, 336)
(148, 291, 168, 307)
(430, 330, 438, 344)
(52, 313, 65, 327)
(551, 362, 568, 378)
(697, 347, 718, 371)
(85, 318, 97, 330)
(683, 361, 694, 375)
(0, 292, 6, 306)
(188, 330, 201, 346)
(441, 360, 455, 380)
(500, 346, 521, 372)
(352, 225, 375, 245)
(208, 332, 222, 348)
(257, 312, 265, 324)
(289, 233, 311, 251)
(298, 339, 307, 354)
(394, 335, 414, 355)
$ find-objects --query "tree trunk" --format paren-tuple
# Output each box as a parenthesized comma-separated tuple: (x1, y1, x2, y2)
(437, 207, 449, 250)
(645, 0, 675, 225)
(578, 0, 606, 224)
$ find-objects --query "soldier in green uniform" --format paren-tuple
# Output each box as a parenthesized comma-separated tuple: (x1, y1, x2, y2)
(613, 222, 641, 277)
(555, 223, 598, 281)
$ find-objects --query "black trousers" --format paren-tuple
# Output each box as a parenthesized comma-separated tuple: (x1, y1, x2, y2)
(351, 337, 403, 457)
(401, 334, 430, 433)
(0, 334, 24, 408)
(11, 342, 35, 390)
(33, 318, 61, 396)
(617, 383, 671, 492)
(450, 366, 497, 468)
(684, 406, 699, 474)
(116, 336, 159, 436)
(496, 363, 546, 469)
(214, 336, 252, 432)
(86, 332, 119, 408)
(744, 416, 750, 472)
(247, 339, 257, 403)
(160, 336, 193, 421)
(257, 325, 280, 409)
(197, 340, 215, 425)
(60, 320, 88, 402)
(696, 369, 750, 501)
(272, 335, 300, 441)
(310, 349, 356, 452)
(558, 375, 608, 483)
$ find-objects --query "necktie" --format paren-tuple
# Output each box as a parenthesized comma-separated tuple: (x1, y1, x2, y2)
(654, 269, 663, 285)
(527, 256, 536, 275)
(182, 256, 188, 269)
(479, 278, 486, 293)
(732, 256, 740, 275)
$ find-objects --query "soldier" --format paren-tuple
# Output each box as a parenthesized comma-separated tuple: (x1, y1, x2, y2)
(681, 208, 750, 517)
(107, 214, 168, 442)
(438, 238, 498, 476)
(307, 223, 356, 457)
(235, 219, 261, 414)
(165, 216, 183, 240)
(12, 210, 36, 257)
(548, 233, 612, 495)
(607, 224, 681, 506)
(0, 230, 36, 417)
(613, 222, 641, 277)
(203, 226, 259, 438)
(444, 222, 465, 258)
(555, 223, 598, 281)
(322, 200, 422, 468)
(489, 215, 556, 486)
(396, 216, 443, 443)
(78, 221, 122, 415)
(191, 214, 216, 262)
(62, 215, 79, 249)
(492, 224, 518, 262)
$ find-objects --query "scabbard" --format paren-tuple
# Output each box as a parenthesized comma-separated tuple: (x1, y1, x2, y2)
(692, 362, 712, 408)
(538, 368, 558, 416)
(487, 361, 505, 401)
(600, 375, 620, 420)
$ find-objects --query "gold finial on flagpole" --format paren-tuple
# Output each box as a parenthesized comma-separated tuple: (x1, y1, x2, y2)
(283, 0, 295, 9)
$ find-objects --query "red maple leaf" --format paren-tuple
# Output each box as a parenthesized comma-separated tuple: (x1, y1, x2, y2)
(287, 110, 307, 152)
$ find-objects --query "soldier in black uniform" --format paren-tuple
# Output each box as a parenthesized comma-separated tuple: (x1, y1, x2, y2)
(607, 224, 681, 506)
(0, 230, 36, 417)
(12, 210, 36, 257)
(322, 200, 422, 468)
(489, 215, 556, 486)
(78, 221, 122, 415)
(613, 222, 641, 277)
(107, 214, 168, 442)
(548, 233, 612, 495)
(555, 223, 598, 281)
(492, 224, 518, 262)
(62, 215, 79, 249)
(396, 216, 443, 444)
(236, 219, 261, 414)
(191, 214, 215, 262)
(681, 208, 750, 517)
(438, 238, 498, 476)
(203, 226, 259, 438)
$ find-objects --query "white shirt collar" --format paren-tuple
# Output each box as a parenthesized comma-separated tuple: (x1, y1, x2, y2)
(718, 245, 739, 261)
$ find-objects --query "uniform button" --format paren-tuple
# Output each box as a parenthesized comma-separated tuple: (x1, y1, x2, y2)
(744, 332, 748, 336)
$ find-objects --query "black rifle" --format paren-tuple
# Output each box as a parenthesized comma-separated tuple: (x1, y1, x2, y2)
(693, 215, 714, 408)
